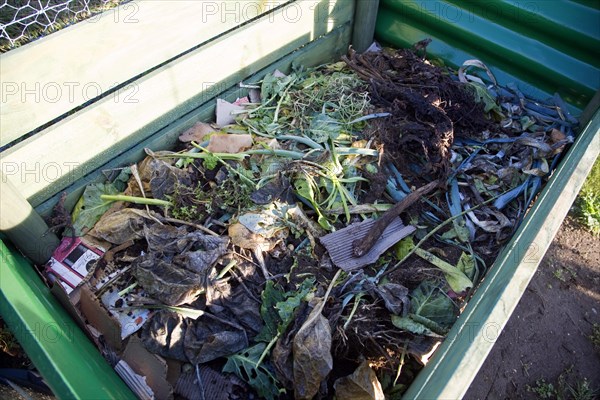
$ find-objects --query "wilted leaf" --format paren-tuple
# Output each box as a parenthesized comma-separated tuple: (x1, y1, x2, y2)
(207, 134, 253, 153)
(414, 248, 473, 293)
(184, 320, 248, 364)
(456, 252, 476, 280)
(228, 223, 273, 252)
(272, 331, 295, 389)
(251, 175, 294, 205)
(223, 343, 283, 400)
(465, 82, 502, 115)
(334, 361, 385, 400)
(373, 283, 410, 316)
(141, 310, 188, 362)
(71, 183, 119, 236)
(391, 315, 441, 337)
(410, 281, 456, 328)
(149, 158, 192, 200)
(89, 208, 145, 244)
(132, 253, 203, 306)
(179, 121, 217, 142)
(309, 114, 342, 143)
(293, 300, 333, 400)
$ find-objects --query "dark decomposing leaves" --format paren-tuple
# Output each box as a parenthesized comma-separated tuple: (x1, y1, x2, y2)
(132, 252, 204, 307)
(334, 361, 385, 400)
(293, 298, 333, 400)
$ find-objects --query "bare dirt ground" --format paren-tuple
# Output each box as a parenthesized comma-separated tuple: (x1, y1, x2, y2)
(2, 216, 598, 400)
(466, 217, 600, 400)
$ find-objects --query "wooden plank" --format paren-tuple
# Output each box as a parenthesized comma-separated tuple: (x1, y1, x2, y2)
(1, 0, 356, 207)
(34, 23, 353, 217)
(0, 0, 292, 147)
(404, 110, 600, 399)
(352, 0, 380, 52)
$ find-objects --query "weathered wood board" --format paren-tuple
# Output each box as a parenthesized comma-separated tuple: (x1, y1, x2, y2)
(0, 0, 293, 146)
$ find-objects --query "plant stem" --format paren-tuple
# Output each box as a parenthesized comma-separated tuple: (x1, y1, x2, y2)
(100, 194, 171, 207)
(381, 194, 502, 279)
(256, 334, 279, 368)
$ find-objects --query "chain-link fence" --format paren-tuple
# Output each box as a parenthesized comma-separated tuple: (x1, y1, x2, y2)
(0, 0, 131, 52)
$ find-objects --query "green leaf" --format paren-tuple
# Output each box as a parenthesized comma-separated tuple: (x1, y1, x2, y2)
(294, 176, 332, 230)
(465, 82, 502, 115)
(309, 114, 341, 143)
(410, 281, 456, 328)
(223, 343, 284, 400)
(256, 278, 315, 343)
(202, 153, 219, 170)
(71, 183, 119, 236)
(276, 277, 314, 325)
(391, 315, 441, 337)
(255, 281, 286, 342)
(414, 248, 473, 293)
(456, 252, 476, 280)
(452, 218, 471, 243)
(393, 236, 414, 260)
(408, 313, 448, 336)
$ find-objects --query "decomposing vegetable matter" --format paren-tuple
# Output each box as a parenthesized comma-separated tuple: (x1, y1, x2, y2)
(48, 41, 578, 400)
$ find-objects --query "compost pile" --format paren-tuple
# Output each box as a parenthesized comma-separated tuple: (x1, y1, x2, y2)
(53, 42, 578, 400)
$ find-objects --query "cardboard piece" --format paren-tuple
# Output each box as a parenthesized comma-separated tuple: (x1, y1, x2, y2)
(320, 218, 416, 271)
(121, 336, 173, 400)
(80, 286, 123, 350)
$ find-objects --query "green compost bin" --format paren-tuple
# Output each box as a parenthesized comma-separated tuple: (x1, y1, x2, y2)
(1, 0, 599, 399)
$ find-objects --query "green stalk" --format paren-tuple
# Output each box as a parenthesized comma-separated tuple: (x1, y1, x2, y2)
(277, 135, 324, 150)
(245, 149, 305, 159)
(100, 194, 171, 207)
(256, 334, 279, 368)
(381, 194, 503, 279)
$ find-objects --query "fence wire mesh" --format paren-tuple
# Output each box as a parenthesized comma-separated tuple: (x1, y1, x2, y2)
(0, 0, 131, 52)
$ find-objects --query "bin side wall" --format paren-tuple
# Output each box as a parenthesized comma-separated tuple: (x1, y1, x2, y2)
(376, 0, 600, 111)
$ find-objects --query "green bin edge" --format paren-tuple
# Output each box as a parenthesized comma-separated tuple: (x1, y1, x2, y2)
(0, 240, 136, 400)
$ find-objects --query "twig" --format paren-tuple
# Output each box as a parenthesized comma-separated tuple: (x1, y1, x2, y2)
(159, 216, 219, 237)
(353, 180, 440, 257)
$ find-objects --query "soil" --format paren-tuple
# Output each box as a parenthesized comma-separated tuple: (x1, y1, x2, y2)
(2, 215, 597, 399)
(466, 216, 600, 399)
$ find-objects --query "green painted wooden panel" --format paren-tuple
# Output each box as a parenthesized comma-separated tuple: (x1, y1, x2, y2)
(0, 0, 355, 208)
(0, 240, 136, 399)
(0, 0, 290, 147)
(375, 0, 600, 111)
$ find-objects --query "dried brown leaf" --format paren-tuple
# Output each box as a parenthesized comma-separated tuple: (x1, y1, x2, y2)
(293, 300, 333, 400)
(334, 361, 385, 400)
